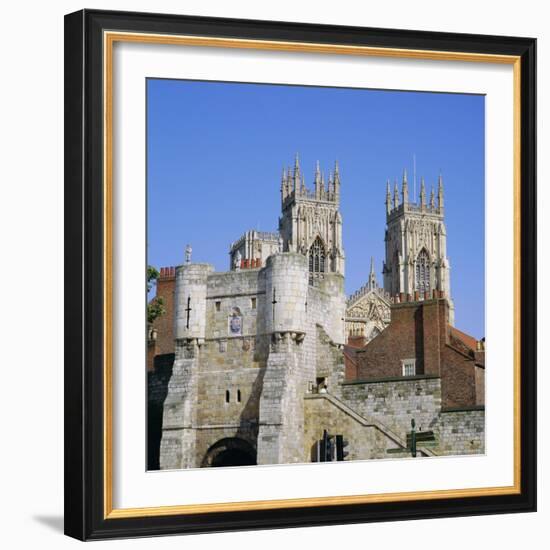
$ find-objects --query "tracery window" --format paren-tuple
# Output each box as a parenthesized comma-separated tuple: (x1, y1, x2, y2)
(415, 249, 430, 293)
(308, 237, 326, 285)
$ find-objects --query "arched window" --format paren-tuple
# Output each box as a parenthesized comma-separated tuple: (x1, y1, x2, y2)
(225, 390, 230, 403)
(415, 249, 430, 293)
(308, 237, 326, 285)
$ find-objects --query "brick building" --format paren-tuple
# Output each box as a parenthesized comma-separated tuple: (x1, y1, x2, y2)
(346, 296, 485, 409)
(147, 266, 176, 371)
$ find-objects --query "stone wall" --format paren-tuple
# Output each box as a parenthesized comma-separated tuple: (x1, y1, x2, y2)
(205, 268, 266, 341)
(147, 353, 174, 470)
(315, 325, 345, 396)
(437, 407, 485, 455)
(338, 377, 485, 456)
(341, 376, 442, 441)
(299, 273, 346, 399)
(258, 343, 305, 464)
(159, 339, 201, 470)
(196, 367, 265, 428)
(316, 274, 346, 345)
(304, 395, 403, 462)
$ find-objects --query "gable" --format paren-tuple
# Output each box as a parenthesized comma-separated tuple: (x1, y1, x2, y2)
(346, 290, 391, 324)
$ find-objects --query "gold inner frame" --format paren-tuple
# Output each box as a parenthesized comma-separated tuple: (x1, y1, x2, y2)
(103, 30, 522, 519)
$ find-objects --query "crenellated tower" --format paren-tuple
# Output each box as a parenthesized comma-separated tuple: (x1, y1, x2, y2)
(383, 170, 454, 324)
(279, 154, 345, 284)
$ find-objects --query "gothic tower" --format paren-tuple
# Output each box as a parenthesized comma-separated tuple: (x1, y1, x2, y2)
(383, 171, 454, 323)
(279, 154, 345, 284)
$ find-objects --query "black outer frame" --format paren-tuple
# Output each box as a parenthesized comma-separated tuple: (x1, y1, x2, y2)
(64, 9, 537, 541)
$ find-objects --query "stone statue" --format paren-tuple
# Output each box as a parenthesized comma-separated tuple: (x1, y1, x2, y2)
(185, 244, 192, 264)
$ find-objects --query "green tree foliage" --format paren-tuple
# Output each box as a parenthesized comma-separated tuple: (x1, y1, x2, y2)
(147, 265, 165, 324)
(147, 265, 160, 292)
(147, 298, 165, 324)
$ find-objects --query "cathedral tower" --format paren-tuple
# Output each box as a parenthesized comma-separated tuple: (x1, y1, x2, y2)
(383, 171, 453, 323)
(279, 154, 345, 284)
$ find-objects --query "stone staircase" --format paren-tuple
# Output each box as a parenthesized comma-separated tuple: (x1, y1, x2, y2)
(306, 392, 438, 457)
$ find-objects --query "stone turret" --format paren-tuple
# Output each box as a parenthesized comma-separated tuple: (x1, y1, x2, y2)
(265, 253, 308, 337)
(402, 169, 409, 205)
(160, 261, 213, 470)
(438, 172, 445, 212)
(393, 180, 399, 209)
(258, 252, 309, 465)
(279, 154, 345, 281)
(174, 263, 213, 345)
(314, 160, 322, 200)
(333, 160, 341, 202)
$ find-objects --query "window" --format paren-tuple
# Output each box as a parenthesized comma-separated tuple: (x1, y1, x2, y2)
(308, 237, 326, 285)
(402, 359, 416, 377)
(250, 297, 256, 309)
(237, 389, 242, 403)
(215, 301, 221, 311)
(415, 249, 430, 293)
(316, 377, 328, 393)
(225, 390, 230, 403)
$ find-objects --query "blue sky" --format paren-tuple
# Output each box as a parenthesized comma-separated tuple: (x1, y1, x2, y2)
(147, 79, 485, 338)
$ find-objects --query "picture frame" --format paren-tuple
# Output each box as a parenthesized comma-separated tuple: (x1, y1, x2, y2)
(64, 8, 537, 541)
